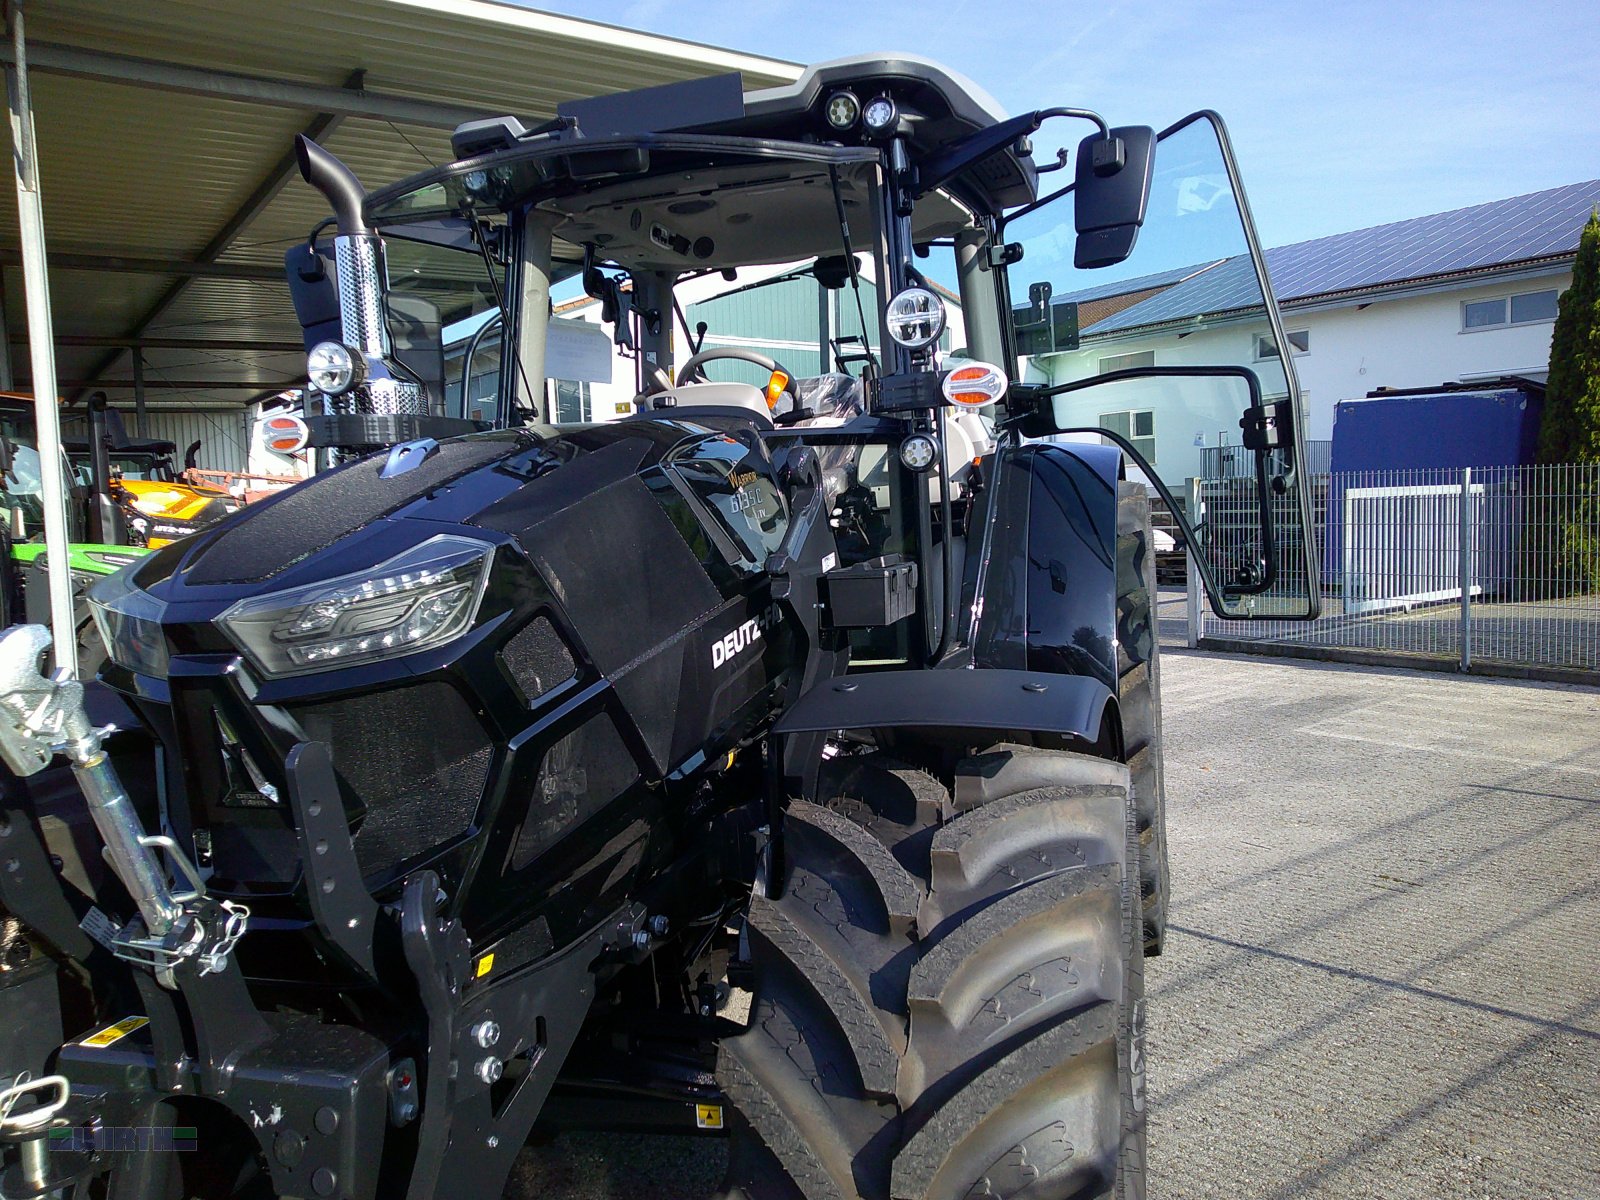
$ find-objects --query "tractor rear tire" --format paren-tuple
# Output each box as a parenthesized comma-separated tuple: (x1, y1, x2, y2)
(717, 745, 1146, 1200)
(1116, 483, 1170, 955)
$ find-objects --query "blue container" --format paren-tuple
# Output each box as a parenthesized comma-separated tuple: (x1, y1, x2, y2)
(1324, 382, 1544, 582)
(1329, 383, 1544, 475)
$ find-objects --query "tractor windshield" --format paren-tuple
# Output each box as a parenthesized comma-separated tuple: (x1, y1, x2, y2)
(366, 136, 972, 418)
(375, 221, 509, 425)
(0, 411, 83, 539)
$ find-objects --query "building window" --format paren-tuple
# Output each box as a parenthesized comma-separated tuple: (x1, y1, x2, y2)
(1098, 349, 1155, 374)
(1461, 287, 1559, 332)
(1100, 409, 1156, 465)
(1510, 289, 1559, 323)
(1254, 329, 1309, 360)
(554, 379, 591, 423)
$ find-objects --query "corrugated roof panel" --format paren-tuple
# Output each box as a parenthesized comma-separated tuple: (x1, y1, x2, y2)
(0, 75, 311, 260)
(0, 0, 797, 410)
(31, 0, 799, 114)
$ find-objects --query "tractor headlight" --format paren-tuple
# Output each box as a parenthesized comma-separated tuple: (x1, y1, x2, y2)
(862, 95, 898, 134)
(899, 433, 937, 472)
(89, 566, 170, 678)
(307, 341, 361, 395)
(884, 287, 946, 350)
(825, 90, 860, 130)
(219, 534, 494, 678)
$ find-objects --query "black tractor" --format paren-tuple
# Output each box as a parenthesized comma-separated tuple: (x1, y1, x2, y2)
(0, 56, 1318, 1200)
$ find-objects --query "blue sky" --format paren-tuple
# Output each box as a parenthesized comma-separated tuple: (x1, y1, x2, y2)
(523, 0, 1597, 249)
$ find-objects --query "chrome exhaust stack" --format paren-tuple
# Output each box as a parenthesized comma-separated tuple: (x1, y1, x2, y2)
(295, 135, 427, 420)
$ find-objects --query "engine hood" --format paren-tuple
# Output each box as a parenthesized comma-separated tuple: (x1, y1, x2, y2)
(105, 419, 723, 700)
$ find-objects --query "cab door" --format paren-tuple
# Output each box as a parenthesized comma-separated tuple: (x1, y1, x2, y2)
(997, 111, 1320, 619)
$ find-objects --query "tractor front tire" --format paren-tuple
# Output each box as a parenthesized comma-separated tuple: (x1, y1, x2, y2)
(1116, 482, 1170, 955)
(718, 745, 1146, 1200)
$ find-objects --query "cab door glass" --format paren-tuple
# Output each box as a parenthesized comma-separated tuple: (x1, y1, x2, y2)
(999, 112, 1318, 618)
(668, 435, 789, 566)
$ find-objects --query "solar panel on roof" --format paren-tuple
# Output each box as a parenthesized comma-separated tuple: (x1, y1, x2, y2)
(1262, 179, 1600, 301)
(1054, 179, 1600, 339)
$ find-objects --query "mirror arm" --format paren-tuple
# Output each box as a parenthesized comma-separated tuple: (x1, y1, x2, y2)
(1002, 365, 1286, 604)
(1007, 364, 1263, 406)
(914, 108, 1111, 201)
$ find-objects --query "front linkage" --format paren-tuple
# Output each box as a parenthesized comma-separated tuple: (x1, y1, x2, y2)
(0, 624, 644, 1200)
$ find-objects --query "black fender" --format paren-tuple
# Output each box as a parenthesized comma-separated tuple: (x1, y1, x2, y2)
(970, 440, 1123, 692)
(773, 667, 1116, 754)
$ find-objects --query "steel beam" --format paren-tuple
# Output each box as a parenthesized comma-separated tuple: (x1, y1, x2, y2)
(5, 4, 75, 673)
(0, 41, 490, 129)
(131, 347, 146, 436)
(73, 73, 362, 399)
(0, 267, 11, 389)
(57, 378, 305, 391)
(0, 250, 283, 279)
(22, 335, 304, 351)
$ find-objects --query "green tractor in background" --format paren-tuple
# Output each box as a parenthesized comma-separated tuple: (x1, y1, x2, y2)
(0, 392, 148, 666)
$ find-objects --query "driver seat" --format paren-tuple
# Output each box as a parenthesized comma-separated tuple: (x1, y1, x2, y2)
(645, 381, 771, 420)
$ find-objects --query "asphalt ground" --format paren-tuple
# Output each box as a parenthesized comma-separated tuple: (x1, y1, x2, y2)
(513, 645, 1600, 1198)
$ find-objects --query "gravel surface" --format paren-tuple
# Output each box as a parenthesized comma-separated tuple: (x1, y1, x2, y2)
(513, 649, 1600, 1198)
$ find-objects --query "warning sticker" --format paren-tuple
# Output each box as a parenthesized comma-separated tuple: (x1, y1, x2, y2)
(475, 953, 495, 979)
(81, 1017, 149, 1048)
(695, 1104, 724, 1130)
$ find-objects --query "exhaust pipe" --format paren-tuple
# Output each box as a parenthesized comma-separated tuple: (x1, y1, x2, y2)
(295, 134, 371, 237)
(294, 135, 425, 418)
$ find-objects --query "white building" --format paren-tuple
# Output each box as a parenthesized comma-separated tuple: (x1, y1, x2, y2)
(1265, 179, 1597, 439)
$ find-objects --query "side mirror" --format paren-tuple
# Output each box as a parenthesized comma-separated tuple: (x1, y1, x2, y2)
(1072, 125, 1156, 269)
(812, 255, 857, 290)
(284, 243, 341, 350)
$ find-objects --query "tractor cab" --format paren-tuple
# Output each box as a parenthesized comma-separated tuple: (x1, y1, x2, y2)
(0, 391, 94, 542)
(318, 55, 1319, 632)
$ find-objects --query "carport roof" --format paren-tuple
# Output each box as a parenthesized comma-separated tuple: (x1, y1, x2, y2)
(0, 0, 799, 411)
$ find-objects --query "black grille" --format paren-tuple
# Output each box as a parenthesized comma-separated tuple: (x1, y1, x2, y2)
(511, 714, 638, 871)
(289, 681, 494, 875)
(502, 616, 575, 704)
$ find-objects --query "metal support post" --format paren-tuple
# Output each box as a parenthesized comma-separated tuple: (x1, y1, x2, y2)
(5, 3, 75, 675)
(1459, 467, 1472, 672)
(1186, 476, 1203, 648)
(132, 347, 148, 437)
(0, 269, 12, 390)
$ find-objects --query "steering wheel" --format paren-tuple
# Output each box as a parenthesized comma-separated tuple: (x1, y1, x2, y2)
(676, 347, 801, 404)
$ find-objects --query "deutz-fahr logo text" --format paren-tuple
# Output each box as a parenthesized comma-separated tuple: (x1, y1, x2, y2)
(712, 605, 780, 670)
